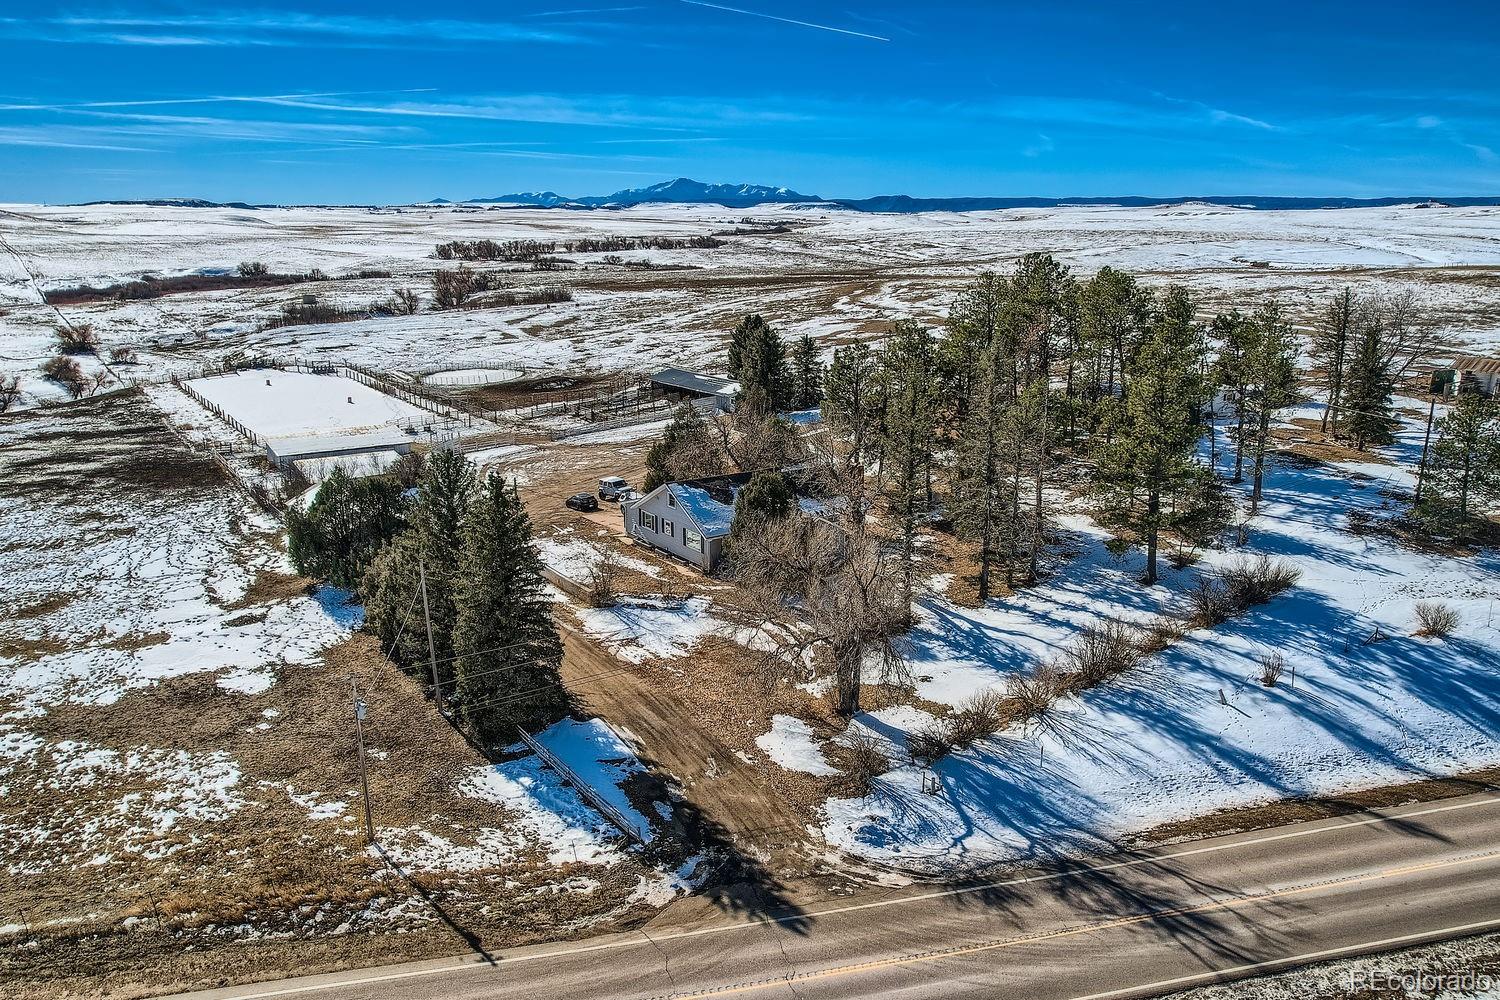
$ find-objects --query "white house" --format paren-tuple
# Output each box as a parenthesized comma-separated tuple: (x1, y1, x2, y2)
(620, 473, 747, 571)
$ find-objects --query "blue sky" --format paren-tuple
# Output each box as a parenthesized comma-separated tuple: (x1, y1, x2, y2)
(2, 1, 1497, 203)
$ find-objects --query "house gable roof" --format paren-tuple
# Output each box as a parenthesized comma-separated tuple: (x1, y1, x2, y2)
(631, 472, 751, 538)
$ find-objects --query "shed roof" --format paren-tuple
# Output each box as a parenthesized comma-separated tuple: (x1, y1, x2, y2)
(1454, 355, 1500, 376)
(648, 367, 733, 396)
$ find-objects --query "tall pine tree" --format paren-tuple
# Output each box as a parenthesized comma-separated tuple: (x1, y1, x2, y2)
(1245, 303, 1300, 511)
(1417, 390, 1500, 541)
(789, 333, 825, 410)
(1094, 286, 1206, 585)
(881, 321, 938, 611)
(822, 340, 886, 472)
(1313, 289, 1354, 436)
(1342, 311, 1396, 450)
(451, 477, 566, 743)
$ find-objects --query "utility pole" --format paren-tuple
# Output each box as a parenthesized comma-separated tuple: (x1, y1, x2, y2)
(351, 678, 375, 846)
(419, 556, 443, 714)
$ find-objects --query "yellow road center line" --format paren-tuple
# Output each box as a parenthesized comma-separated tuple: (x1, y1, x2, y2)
(179, 794, 1500, 1000)
(667, 851, 1500, 999)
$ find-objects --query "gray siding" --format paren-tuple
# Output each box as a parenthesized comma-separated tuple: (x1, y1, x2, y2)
(622, 489, 720, 570)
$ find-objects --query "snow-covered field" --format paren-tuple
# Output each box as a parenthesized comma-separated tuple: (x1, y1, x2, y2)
(802, 405, 1500, 872)
(3, 201, 1499, 414)
(185, 369, 434, 444)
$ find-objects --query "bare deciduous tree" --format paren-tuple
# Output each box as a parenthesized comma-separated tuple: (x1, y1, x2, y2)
(389, 287, 421, 315)
(734, 514, 909, 717)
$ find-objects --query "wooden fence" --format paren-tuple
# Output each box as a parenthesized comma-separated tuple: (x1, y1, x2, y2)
(516, 726, 647, 844)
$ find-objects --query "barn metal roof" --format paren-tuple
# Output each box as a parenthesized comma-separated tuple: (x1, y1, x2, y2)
(648, 367, 733, 396)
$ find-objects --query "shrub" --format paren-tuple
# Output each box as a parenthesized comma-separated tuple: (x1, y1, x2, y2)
(826, 730, 890, 797)
(1186, 577, 1236, 627)
(905, 725, 951, 767)
(1187, 555, 1301, 627)
(584, 543, 619, 609)
(1221, 554, 1302, 606)
(238, 261, 269, 277)
(1005, 661, 1069, 727)
(1064, 622, 1142, 687)
(1413, 601, 1460, 639)
(55, 323, 99, 354)
(431, 265, 485, 310)
(107, 345, 139, 365)
(0, 374, 20, 413)
(390, 451, 426, 488)
(941, 690, 1008, 750)
(40, 355, 85, 396)
(388, 287, 421, 315)
(1137, 617, 1187, 654)
(1258, 651, 1286, 688)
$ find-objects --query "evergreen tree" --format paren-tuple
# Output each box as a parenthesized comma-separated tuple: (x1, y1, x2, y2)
(451, 477, 566, 743)
(410, 448, 476, 678)
(644, 403, 725, 491)
(952, 342, 1010, 600)
(789, 333, 825, 410)
(358, 450, 478, 690)
(1342, 314, 1396, 450)
(1007, 252, 1071, 582)
(727, 314, 771, 382)
(733, 317, 791, 414)
(286, 467, 409, 590)
(941, 271, 1007, 427)
(822, 340, 886, 472)
(360, 530, 428, 674)
(1078, 266, 1147, 404)
(730, 471, 794, 543)
(1093, 286, 1206, 585)
(1417, 390, 1500, 541)
(881, 321, 938, 611)
(1211, 310, 1255, 482)
(1245, 303, 1300, 510)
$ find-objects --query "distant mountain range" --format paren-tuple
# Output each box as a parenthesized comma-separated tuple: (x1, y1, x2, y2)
(72, 180, 1500, 213)
(467, 178, 825, 209)
(457, 179, 1500, 212)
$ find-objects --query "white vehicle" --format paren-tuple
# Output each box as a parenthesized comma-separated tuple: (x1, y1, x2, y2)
(598, 476, 631, 501)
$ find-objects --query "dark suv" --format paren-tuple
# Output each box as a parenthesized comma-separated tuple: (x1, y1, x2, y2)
(565, 492, 599, 513)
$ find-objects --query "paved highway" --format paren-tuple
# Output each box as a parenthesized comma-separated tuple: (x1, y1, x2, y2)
(174, 791, 1500, 1000)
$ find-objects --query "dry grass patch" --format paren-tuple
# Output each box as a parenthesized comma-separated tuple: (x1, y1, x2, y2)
(232, 568, 315, 608)
(10, 594, 74, 619)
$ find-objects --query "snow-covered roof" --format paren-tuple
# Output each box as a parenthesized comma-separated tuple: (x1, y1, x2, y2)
(665, 482, 736, 536)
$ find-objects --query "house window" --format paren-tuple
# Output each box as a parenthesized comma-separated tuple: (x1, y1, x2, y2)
(637, 510, 657, 532)
(661, 518, 674, 538)
(683, 527, 703, 553)
(667, 493, 677, 507)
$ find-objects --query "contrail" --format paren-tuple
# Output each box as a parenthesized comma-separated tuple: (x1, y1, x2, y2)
(677, 0, 889, 41)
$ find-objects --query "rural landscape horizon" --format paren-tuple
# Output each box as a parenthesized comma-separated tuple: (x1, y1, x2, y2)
(3, 3, 1499, 1000)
